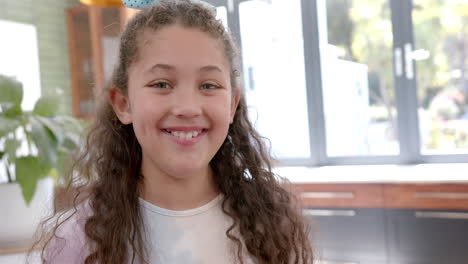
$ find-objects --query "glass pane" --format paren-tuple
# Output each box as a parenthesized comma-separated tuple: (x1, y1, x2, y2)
(413, 0, 468, 154)
(239, 0, 310, 159)
(323, 0, 399, 156)
(215, 6, 228, 30)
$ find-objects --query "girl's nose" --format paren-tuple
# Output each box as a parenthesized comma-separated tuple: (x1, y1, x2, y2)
(171, 89, 202, 118)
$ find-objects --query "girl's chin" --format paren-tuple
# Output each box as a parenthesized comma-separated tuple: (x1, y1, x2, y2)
(165, 165, 211, 179)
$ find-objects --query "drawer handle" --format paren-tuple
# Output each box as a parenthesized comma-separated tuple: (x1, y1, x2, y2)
(301, 192, 355, 199)
(414, 192, 468, 199)
(303, 209, 356, 217)
(415, 211, 468, 220)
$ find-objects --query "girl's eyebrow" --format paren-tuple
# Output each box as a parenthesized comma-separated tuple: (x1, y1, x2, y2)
(146, 64, 223, 74)
(147, 63, 176, 74)
(199, 65, 223, 73)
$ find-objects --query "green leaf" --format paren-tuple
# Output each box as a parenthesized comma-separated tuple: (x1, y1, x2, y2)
(36, 116, 64, 144)
(0, 74, 23, 107)
(33, 96, 60, 117)
(5, 137, 20, 159)
(55, 116, 87, 133)
(38, 162, 52, 179)
(0, 116, 21, 137)
(29, 117, 58, 168)
(0, 151, 4, 159)
(54, 116, 86, 150)
(15, 156, 43, 205)
(3, 104, 23, 118)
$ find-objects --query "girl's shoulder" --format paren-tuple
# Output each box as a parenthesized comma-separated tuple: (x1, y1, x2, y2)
(44, 200, 93, 263)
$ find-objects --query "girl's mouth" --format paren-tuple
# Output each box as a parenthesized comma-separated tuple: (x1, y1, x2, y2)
(162, 129, 207, 144)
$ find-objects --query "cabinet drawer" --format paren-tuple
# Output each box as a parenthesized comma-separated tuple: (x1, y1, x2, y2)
(294, 184, 384, 208)
(386, 209, 468, 264)
(306, 208, 387, 263)
(384, 184, 468, 210)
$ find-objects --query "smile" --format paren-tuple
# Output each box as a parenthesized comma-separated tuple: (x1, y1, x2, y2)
(164, 129, 202, 140)
(162, 128, 207, 146)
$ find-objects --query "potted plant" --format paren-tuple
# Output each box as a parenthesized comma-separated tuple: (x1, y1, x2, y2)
(0, 74, 85, 249)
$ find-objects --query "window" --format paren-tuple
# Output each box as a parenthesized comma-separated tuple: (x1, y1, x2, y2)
(0, 20, 41, 111)
(206, 0, 468, 165)
(412, 0, 468, 155)
(239, 0, 310, 159)
(323, 0, 398, 157)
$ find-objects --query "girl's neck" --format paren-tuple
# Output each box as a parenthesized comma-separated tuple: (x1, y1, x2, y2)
(139, 165, 219, 211)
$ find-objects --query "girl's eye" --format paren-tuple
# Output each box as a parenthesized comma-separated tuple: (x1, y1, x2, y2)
(200, 83, 219, 90)
(149, 81, 171, 89)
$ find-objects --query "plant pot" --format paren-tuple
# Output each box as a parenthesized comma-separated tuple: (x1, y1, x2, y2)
(0, 177, 54, 249)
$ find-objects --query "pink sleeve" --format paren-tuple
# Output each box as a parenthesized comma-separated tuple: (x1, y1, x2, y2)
(44, 205, 92, 263)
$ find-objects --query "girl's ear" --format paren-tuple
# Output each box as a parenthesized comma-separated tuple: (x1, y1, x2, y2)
(230, 88, 241, 124)
(109, 88, 133, 125)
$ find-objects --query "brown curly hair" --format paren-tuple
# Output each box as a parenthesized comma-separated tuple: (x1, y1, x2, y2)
(33, 1, 313, 263)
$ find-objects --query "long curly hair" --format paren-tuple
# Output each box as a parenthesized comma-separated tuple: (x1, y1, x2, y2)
(34, 1, 313, 263)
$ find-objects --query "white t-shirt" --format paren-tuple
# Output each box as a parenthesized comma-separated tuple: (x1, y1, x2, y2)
(46, 194, 257, 264)
(139, 194, 256, 264)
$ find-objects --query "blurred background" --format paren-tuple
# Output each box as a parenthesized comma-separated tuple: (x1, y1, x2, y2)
(1, 0, 468, 263)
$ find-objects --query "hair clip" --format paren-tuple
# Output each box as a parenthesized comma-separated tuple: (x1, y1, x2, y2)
(122, 0, 158, 9)
(122, 0, 216, 12)
(80, 0, 124, 7)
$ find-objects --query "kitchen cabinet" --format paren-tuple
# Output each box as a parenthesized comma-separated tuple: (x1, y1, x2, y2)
(296, 183, 468, 264)
(306, 208, 387, 264)
(386, 209, 468, 264)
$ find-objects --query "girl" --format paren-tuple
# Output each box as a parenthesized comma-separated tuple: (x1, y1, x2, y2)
(34, 0, 313, 263)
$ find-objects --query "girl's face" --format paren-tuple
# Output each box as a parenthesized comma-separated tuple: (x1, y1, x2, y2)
(112, 24, 239, 180)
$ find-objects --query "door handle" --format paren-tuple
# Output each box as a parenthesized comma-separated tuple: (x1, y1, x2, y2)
(394, 47, 403, 77)
(404, 43, 414, 79)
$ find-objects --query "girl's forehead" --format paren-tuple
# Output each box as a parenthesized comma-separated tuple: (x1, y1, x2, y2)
(138, 25, 223, 54)
(134, 25, 230, 69)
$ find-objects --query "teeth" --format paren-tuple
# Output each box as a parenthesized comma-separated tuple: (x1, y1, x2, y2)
(168, 130, 202, 140)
